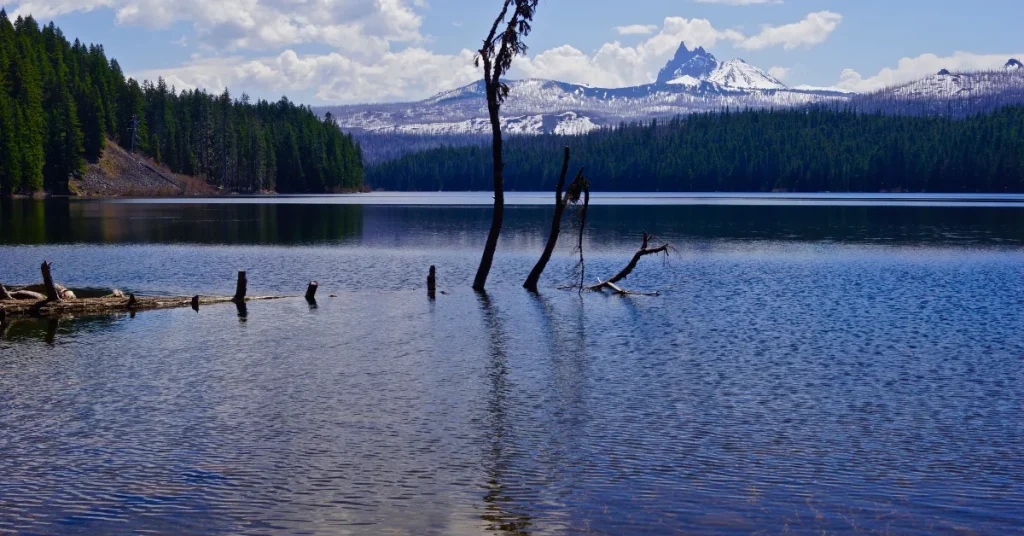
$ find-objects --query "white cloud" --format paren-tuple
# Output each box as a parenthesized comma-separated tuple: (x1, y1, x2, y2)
(515, 12, 838, 88)
(615, 24, 658, 36)
(767, 66, 790, 81)
(836, 51, 1024, 92)
(695, 0, 782, 4)
(13, 0, 424, 55)
(738, 11, 841, 50)
(137, 47, 480, 103)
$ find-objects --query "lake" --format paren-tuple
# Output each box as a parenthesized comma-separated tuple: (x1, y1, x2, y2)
(1, 194, 1023, 535)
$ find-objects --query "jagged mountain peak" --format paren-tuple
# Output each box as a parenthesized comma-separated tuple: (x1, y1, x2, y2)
(656, 43, 719, 85)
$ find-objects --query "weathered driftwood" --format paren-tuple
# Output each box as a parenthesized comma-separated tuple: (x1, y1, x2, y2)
(587, 232, 671, 295)
(17, 283, 76, 300)
(0, 295, 286, 319)
(1, 283, 46, 301)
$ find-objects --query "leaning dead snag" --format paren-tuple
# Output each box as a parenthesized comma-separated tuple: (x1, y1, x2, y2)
(40, 261, 63, 303)
(588, 232, 671, 295)
(523, 146, 590, 292)
(472, 0, 540, 292)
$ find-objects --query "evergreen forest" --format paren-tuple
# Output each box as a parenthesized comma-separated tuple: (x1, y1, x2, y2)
(0, 12, 364, 195)
(368, 107, 1024, 193)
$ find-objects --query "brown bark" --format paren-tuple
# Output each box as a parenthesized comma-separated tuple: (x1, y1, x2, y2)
(233, 271, 247, 303)
(40, 261, 63, 303)
(524, 147, 572, 292)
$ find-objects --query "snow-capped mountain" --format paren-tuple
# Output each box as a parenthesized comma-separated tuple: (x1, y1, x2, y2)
(656, 44, 719, 84)
(319, 43, 1024, 137)
(320, 43, 849, 136)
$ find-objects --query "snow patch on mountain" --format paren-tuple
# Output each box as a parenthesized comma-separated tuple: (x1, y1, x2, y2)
(708, 59, 786, 91)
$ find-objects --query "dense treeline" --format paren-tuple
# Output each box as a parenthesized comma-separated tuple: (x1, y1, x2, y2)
(355, 132, 487, 164)
(0, 11, 363, 195)
(368, 107, 1024, 193)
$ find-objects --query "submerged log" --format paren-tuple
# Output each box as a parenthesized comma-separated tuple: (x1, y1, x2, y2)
(41, 261, 63, 303)
(233, 271, 247, 303)
(0, 294, 286, 319)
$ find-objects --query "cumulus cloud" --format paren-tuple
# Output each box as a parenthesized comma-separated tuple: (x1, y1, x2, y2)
(695, 0, 782, 4)
(137, 47, 480, 103)
(515, 12, 838, 87)
(13, 0, 424, 55)
(836, 51, 1024, 92)
(615, 24, 659, 36)
(767, 66, 790, 81)
(738, 11, 841, 50)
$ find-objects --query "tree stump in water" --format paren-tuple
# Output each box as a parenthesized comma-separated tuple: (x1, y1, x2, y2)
(427, 266, 436, 299)
(40, 261, 63, 303)
(126, 293, 138, 309)
(191, 295, 200, 312)
(233, 271, 247, 303)
(305, 282, 319, 303)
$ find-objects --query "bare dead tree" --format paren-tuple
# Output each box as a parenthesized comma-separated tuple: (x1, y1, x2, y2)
(588, 232, 671, 295)
(472, 0, 540, 292)
(523, 146, 590, 292)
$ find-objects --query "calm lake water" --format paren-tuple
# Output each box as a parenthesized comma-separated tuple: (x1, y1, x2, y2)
(1, 194, 1023, 534)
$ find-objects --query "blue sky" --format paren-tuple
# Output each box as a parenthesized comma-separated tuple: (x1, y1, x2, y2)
(5, 0, 1023, 104)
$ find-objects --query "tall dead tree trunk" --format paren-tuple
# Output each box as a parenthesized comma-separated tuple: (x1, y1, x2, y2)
(40, 261, 63, 303)
(524, 147, 589, 292)
(472, 0, 539, 292)
(524, 147, 571, 292)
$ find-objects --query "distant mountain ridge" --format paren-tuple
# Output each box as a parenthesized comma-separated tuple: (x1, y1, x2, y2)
(318, 42, 1024, 152)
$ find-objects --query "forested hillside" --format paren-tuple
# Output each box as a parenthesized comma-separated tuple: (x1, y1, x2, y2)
(368, 107, 1024, 193)
(0, 11, 363, 195)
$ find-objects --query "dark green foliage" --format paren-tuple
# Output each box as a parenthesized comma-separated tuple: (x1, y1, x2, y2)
(0, 15, 363, 194)
(368, 108, 1024, 193)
